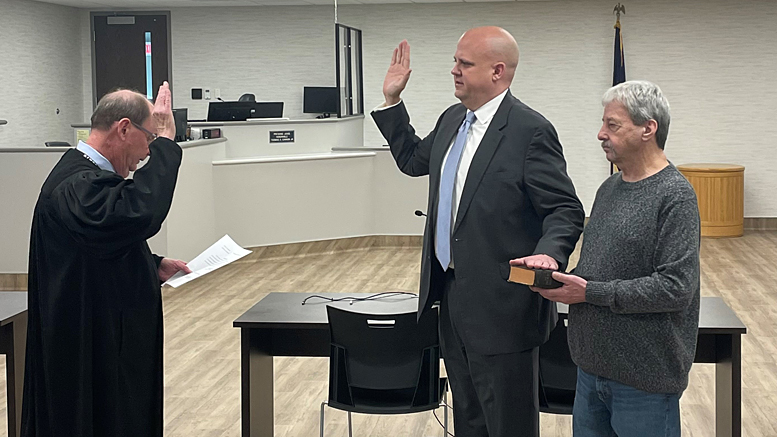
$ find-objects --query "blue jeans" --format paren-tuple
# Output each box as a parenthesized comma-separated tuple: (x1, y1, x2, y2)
(573, 367, 681, 437)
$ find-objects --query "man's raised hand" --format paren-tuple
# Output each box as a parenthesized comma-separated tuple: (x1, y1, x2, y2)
(382, 40, 412, 106)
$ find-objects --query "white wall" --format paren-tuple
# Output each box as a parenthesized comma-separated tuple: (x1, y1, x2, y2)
(210, 117, 364, 158)
(340, 0, 777, 216)
(169, 6, 336, 121)
(207, 150, 428, 254)
(0, 0, 84, 148)
(0, 150, 68, 273)
(161, 141, 226, 261)
(73, 0, 776, 215)
(212, 155, 376, 248)
(80, 9, 93, 116)
(151, 141, 426, 263)
(371, 151, 428, 234)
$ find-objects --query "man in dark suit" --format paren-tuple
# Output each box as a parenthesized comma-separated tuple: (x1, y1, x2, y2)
(371, 27, 584, 436)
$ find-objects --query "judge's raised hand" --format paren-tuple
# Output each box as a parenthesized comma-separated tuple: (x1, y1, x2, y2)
(158, 257, 192, 282)
(152, 81, 176, 141)
(382, 40, 412, 106)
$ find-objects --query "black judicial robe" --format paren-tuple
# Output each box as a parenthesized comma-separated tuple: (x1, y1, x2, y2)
(21, 138, 182, 437)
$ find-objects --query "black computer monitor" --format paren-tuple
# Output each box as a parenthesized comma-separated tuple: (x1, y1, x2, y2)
(249, 102, 284, 119)
(303, 87, 338, 116)
(207, 101, 284, 121)
(172, 108, 188, 142)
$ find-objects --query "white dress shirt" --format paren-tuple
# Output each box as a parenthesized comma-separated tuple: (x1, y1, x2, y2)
(440, 89, 508, 225)
(374, 89, 509, 268)
(76, 140, 116, 173)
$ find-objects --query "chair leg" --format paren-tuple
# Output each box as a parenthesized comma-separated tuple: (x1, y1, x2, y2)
(347, 411, 353, 437)
(443, 404, 448, 436)
(443, 388, 449, 436)
(320, 401, 327, 437)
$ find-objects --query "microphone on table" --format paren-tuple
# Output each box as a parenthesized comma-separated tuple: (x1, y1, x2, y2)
(414, 210, 427, 217)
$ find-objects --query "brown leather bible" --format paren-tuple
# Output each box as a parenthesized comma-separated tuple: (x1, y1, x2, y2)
(506, 266, 563, 289)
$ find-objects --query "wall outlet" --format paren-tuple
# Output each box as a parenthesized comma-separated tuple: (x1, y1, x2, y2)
(215, 88, 221, 99)
(204, 89, 211, 100)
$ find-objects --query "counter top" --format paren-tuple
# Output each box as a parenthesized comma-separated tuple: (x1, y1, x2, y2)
(73, 115, 364, 130)
(213, 151, 375, 166)
(0, 146, 71, 153)
(332, 146, 390, 152)
(190, 115, 364, 127)
(180, 138, 227, 149)
(1, 138, 225, 153)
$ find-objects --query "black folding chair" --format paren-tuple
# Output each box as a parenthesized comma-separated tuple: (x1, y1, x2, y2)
(539, 315, 577, 415)
(321, 306, 448, 436)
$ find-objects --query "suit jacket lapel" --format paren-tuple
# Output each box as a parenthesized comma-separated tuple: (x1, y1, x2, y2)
(452, 92, 514, 233)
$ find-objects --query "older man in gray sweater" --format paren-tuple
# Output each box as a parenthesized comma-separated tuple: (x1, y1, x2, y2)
(525, 81, 701, 437)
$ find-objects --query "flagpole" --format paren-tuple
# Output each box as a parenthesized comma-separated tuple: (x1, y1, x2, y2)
(610, 3, 626, 175)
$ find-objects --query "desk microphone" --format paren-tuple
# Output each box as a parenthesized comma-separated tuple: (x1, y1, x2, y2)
(216, 97, 225, 102)
(414, 210, 427, 217)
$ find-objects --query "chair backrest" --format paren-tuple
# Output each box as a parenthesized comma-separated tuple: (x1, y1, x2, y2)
(326, 306, 440, 408)
(538, 315, 577, 414)
(238, 93, 256, 102)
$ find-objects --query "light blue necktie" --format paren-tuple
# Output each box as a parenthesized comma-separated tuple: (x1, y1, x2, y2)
(436, 111, 476, 270)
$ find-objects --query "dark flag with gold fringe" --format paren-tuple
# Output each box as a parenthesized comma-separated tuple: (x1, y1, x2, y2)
(611, 3, 626, 174)
(613, 11, 626, 86)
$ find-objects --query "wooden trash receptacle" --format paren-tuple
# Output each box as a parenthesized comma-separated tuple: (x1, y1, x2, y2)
(677, 164, 744, 237)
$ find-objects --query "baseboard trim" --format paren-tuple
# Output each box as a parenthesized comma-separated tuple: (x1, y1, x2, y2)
(0, 274, 27, 291)
(240, 235, 423, 261)
(744, 218, 777, 231)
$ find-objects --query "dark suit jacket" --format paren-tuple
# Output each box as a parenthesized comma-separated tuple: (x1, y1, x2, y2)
(372, 91, 585, 355)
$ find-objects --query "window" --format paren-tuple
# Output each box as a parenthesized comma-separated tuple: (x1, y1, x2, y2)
(335, 24, 364, 118)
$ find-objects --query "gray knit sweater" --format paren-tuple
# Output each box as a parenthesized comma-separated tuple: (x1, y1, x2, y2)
(568, 164, 701, 394)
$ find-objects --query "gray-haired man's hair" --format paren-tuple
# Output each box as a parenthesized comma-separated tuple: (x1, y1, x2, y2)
(602, 80, 671, 150)
(91, 90, 151, 131)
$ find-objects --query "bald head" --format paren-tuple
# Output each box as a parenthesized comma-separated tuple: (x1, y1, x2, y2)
(452, 26, 520, 110)
(460, 27, 520, 82)
(91, 89, 152, 131)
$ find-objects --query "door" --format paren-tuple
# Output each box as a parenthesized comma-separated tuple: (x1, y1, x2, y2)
(92, 13, 170, 106)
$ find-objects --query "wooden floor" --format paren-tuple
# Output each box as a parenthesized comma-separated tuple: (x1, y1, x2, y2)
(0, 231, 775, 436)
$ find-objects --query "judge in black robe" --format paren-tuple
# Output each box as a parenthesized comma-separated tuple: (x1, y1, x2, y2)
(22, 83, 189, 437)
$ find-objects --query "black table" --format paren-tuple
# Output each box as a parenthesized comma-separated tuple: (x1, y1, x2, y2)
(234, 293, 746, 437)
(557, 297, 746, 437)
(0, 292, 27, 437)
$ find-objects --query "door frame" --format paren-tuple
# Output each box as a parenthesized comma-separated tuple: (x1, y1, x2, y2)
(90, 11, 173, 110)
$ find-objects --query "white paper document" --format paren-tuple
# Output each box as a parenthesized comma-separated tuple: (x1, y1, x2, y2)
(163, 235, 252, 288)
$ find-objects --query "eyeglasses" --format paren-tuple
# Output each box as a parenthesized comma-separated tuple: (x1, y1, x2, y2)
(130, 121, 159, 143)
